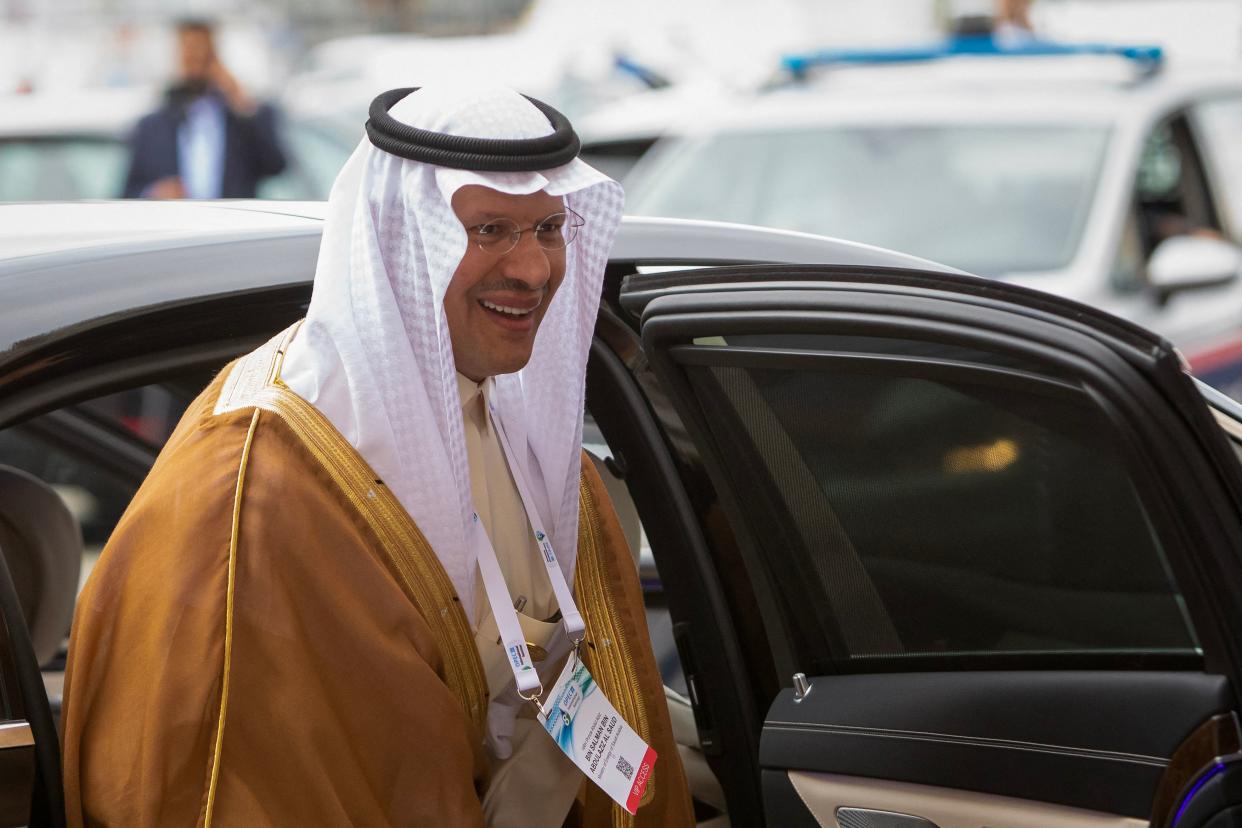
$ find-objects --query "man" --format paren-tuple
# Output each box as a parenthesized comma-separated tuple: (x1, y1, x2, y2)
(122, 19, 286, 199)
(62, 85, 692, 827)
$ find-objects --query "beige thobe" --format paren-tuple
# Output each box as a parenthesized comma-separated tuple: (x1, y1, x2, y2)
(458, 374, 582, 828)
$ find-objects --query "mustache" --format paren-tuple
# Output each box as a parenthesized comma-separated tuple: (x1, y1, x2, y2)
(474, 278, 547, 294)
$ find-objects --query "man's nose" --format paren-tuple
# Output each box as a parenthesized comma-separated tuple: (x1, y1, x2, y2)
(498, 232, 551, 288)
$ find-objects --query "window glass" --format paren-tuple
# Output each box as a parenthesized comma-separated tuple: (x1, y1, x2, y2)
(1193, 97, 1242, 240)
(257, 118, 355, 201)
(0, 428, 135, 558)
(678, 334, 1198, 671)
(1109, 209, 1145, 293)
(1134, 116, 1221, 252)
(628, 125, 1109, 276)
(76, 380, 202, 445)
(0, 381, 199, 588)
(0, 138, 128, 201)
(1137, 124, 1183, 199)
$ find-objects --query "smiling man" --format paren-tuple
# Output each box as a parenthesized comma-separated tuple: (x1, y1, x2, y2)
(61, 86, 691, 827)
(447, 185, 573, 379)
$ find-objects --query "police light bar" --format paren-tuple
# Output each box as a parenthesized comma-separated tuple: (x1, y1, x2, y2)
(614, 55, 672, 90)
(782, 35, 1164, 79)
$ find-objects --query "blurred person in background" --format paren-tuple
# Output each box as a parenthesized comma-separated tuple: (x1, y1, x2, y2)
(122, 19, 286, 199)
(994, 0, 1036, 45)
(948, 0, 1036, 41)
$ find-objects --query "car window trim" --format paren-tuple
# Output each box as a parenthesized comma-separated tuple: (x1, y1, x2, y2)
(585, 333, 768, 825)
(669, 344, 1084, 401)
(1197, 377, 1242, 425)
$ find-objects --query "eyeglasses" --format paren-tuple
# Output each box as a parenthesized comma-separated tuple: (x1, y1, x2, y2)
(466, 209, 585, 255)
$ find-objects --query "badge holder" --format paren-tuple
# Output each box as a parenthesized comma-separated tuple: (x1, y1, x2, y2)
(469, 405, 657, 814)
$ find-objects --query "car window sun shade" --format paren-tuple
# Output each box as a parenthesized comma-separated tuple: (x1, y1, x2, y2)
(365, 87, 581, 172)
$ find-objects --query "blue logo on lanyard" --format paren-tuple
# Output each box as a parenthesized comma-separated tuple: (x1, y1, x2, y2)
(509, 643, 531, 670)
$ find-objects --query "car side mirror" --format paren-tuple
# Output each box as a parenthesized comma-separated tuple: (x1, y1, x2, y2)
(1148, 235, 1242, 303)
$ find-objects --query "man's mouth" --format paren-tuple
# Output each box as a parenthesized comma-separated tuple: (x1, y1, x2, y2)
(478, 296, 541, 332)
(479, 298, 536, 318)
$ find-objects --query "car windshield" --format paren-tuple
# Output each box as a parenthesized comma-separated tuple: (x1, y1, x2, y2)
(0, 138, 129, 201)
(627, 124, 1111, 276)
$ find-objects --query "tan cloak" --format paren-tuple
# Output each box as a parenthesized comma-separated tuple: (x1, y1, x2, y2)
(60, 338, 692, 828)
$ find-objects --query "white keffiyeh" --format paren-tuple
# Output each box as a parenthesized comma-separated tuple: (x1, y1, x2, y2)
(281, 85, 624, 624)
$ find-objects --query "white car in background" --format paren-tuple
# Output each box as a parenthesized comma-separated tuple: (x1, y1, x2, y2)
(623, 41, 1242, 396)
(0, 86, 355, 202)
(0, 86, 157, 201)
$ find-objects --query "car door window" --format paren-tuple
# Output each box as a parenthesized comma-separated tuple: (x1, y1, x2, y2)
(256, 118, 355, 201)
(0, 138, 129, 201)
(0, 379, 202, 587)
(1191, 96, 1242, 241)
(672, 332, 1198, 673)
(1139, 116, 1220, 240)
(1113, 114, 1226, 293)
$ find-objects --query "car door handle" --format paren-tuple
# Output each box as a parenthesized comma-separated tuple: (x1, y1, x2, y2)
(836, 807, 942, 828)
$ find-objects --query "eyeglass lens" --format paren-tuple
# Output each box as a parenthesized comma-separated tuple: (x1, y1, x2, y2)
(471, 212, 582, 253)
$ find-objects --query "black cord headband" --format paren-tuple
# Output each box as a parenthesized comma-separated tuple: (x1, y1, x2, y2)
(365, 87, 581, 171)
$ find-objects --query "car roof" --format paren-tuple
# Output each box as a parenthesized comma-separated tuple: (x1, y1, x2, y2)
(0, 200, 958, 361)
(0, 201, 327, 260)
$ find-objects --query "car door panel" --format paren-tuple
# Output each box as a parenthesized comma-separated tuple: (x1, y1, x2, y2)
(786, 771, 1147, 828)
(623, 264, 1242, 827)
(762, 672, 1230, 817)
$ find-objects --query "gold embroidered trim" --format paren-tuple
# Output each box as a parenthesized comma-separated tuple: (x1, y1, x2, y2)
(204, 407, 261, 826)
(577, 474, 652, 827)
(212, 324, 488, 738)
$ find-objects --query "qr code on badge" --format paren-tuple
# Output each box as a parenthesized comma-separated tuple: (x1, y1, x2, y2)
(615, 755, 634, 780)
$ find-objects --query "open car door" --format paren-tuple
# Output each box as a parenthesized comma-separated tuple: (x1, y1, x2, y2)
(622, 264, 1242, 827)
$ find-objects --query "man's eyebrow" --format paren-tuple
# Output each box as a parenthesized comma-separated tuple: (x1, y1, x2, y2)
(458, 211, 501, 225)
(462, 208, 564, 224)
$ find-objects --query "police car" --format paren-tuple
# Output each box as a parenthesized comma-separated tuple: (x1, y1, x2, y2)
(621, 38, 1242, 397)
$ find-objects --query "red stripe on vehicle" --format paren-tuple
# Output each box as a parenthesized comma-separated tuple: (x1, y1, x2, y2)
(1186, 337, 1242, 373)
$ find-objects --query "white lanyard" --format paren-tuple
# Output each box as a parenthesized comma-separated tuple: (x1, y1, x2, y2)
(468, 396, 585, 696)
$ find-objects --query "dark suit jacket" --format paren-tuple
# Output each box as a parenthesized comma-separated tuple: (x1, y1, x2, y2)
(122, 90, 287, 198)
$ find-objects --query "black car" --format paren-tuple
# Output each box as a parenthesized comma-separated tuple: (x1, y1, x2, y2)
(4, 201, 1242, 828)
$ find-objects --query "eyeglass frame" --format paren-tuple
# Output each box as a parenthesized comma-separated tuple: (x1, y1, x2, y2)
(464, 207, 586, 255)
